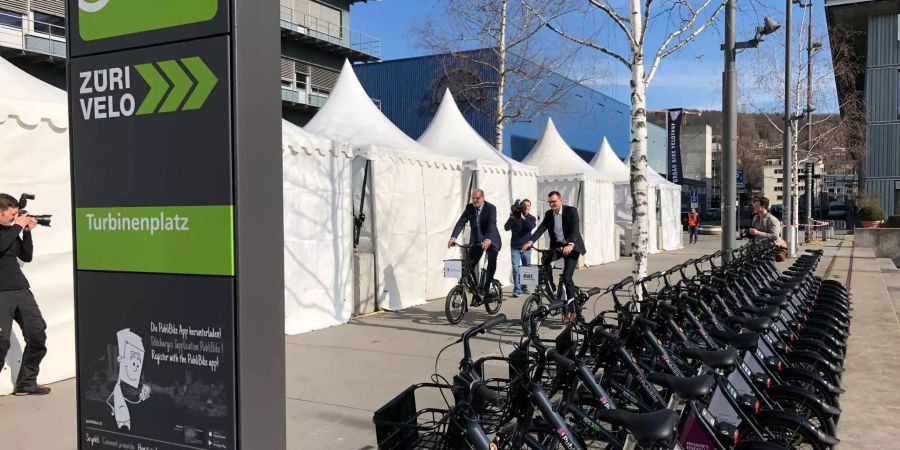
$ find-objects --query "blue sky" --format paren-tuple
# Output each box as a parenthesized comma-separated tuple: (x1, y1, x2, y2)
(350, 1, 837, 113)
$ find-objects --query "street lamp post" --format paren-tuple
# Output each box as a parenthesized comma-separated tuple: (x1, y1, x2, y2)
(722, 2, 779, 260)
(783, 0, 794, 257)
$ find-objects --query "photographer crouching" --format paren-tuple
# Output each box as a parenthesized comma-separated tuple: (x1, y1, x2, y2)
(504, 199, 535, 298)
(0, 193, 50, 395)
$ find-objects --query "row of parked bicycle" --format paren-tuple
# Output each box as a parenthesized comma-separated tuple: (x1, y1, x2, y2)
(375, 240, 850, 449)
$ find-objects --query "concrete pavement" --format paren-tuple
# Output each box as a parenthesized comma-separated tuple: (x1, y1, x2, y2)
(1, 234, 894, 449)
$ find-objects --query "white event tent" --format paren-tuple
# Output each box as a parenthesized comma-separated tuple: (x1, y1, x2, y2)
(590, 137, 667, 254)
(418, 89, 539, 285)
(646, 166, 684, 251)
(281, 119, 354, 335)
(0, 57, 73, 394)
(520, 119, 617, 266)
(305, 61, 465, 310)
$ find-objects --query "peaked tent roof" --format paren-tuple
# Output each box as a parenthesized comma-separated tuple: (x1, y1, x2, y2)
(624, 147, 680, 189)
(305, 60, 438, 157)
(418, 89, 537, 175)
(522, 118, 605, 179)
(589, 137, 629, 183)
(0, 56, 67, 128)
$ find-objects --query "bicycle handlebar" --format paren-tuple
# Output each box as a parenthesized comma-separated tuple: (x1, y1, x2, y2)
(471, 379, 500, 405)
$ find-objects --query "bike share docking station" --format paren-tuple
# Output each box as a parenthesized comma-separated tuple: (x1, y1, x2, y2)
(67, 0, 285, 448)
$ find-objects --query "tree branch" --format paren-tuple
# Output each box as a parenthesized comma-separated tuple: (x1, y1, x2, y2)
(645, 0, 726, 85)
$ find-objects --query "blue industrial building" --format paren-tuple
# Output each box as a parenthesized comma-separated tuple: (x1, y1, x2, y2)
(356, 49, 664, 162)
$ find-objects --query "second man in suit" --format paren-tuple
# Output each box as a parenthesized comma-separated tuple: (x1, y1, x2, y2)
(448, 189, 502, 295)
(522, 191, 585, 303)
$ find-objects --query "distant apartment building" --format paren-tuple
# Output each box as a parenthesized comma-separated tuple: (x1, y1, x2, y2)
(762, 158, 825, 207)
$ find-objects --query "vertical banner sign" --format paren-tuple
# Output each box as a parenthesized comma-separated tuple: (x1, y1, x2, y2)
(67, 0, 284, 449)
(666, 108, 684, 185)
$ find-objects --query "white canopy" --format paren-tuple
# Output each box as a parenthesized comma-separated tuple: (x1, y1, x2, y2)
(521, 119, 617, 266)
(418, 89, 539, 286)
(589, 137, 648, 254)
(624, 147, 684, 252)
(306, 61, 465, 310)
(0, 57, 72, 395)
(281, 120, 354, 335)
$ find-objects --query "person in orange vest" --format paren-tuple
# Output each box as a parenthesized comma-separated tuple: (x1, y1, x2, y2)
(687, 208, 700, 244)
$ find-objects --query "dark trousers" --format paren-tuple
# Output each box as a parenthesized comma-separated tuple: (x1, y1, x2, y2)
(689, 226, 698, 243)
(0, 289, 47, 389)
(466, 246, 499, 291)
(552, 250, 580, 301)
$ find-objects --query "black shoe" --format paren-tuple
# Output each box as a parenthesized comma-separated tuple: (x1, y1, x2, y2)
(13, 385, 51, 396)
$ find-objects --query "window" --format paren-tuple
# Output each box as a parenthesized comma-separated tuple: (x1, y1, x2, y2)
(295, 72, 308, 91)
(32, 11, 64, 38)
(774, 169, 783, 175)
(776, 178, 783, 183)
(774, 186, 783, 192)
(0, 8, 22, 28)
(777, 195, 783, 201)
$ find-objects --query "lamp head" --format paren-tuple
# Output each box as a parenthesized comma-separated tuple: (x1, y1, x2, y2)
(758, 17, 781, 37)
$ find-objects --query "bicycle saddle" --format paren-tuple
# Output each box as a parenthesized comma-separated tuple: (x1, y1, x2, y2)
(805, 249, 824, 256)
(680, 346, 739, 370)
(726, 315, 773, 332)
(592, 408, 678, 445)
(707, 329, 759, 351)
(646, 372, 715, 399)
(751, 294, 789, 308)
(738, 304, 782, 319)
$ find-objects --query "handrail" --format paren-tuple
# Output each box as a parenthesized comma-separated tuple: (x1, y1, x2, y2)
(279, 6, 380, 58)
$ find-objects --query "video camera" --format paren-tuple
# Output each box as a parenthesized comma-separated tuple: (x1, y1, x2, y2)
(510, 199, 526, 216)
(18, 194, 52, 227)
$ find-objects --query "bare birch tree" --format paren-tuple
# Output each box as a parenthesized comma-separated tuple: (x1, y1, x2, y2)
(523, 0, 726, 280)
(415, 0, 593, 151)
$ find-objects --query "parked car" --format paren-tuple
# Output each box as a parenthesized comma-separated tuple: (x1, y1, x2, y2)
(827, 201, 848, 221)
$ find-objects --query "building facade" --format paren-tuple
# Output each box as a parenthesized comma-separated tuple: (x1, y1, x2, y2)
(826, 0, 899, 214)
(0, 0, 379, 121)
(762, 158, 825, 208)
(354, 49, 655, 162)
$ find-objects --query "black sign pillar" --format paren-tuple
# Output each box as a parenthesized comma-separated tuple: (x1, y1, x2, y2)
(66, 0, 284, 448)
(666, 108, 684, 185)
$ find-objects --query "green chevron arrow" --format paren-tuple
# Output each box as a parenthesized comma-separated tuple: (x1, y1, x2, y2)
(157, 60, 192, 113)
(181, 56, 218, 111)
(134, 63, 169, 115)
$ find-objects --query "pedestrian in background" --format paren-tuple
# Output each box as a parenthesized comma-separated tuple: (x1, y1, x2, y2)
(687, 208, 700, 244)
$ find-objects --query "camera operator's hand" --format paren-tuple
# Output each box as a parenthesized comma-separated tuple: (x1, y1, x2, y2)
(23, 217, 38, 231)
(13, 214, 30, 229)
(481, 239, 491, 250)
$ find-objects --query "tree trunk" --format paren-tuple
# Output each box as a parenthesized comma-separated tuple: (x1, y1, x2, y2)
(494, 0, 508, 152)
(629, 0, 649, 281)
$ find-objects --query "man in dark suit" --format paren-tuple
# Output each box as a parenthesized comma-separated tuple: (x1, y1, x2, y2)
(448, 189, 501, 294)
(522, 191, 585, 303)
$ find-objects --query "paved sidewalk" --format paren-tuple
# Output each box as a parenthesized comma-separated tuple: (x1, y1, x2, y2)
(2, 235, 892, 449)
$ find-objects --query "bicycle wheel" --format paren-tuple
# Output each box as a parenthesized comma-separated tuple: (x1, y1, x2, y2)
(445, 286, 467, 325)
(485, 280, 503, 314)
(521, 293, 544, 334)
(739, 412, 829, 450)
(768, 389, 838, 437)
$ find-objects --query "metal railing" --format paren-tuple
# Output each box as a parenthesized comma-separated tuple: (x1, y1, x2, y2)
(279, 6, 380, 58)
(0, 11, 65, 58)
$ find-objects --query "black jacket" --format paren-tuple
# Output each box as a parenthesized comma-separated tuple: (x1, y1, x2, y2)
(0, 224, 33, 290)
(529, 205, 586, 254)
(452, 202, 502, 250)
(504, 213, 537, 249)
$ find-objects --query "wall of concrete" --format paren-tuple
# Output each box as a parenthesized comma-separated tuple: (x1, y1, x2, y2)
(854, 228, 900, 258)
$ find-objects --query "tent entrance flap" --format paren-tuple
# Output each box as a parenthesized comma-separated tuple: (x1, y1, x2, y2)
(353, 159, 371, 248)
